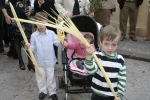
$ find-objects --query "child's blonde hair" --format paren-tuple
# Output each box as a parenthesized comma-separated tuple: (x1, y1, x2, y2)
(100, 25, 121, 42)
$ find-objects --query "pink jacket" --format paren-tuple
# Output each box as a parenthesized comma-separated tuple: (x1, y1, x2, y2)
(66, 43, 85, 58)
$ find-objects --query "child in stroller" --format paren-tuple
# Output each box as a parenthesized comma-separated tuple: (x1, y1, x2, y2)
(62, 33, 95, 76)
(59, 15, 99, 100)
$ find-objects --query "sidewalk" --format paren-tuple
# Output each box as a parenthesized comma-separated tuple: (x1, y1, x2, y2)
(0, 36, 150, 100)
(117, 36, 150, 62)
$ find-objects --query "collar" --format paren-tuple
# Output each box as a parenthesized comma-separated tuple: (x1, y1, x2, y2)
(101, 49, 118, 59)
(35, 28, 48, 36)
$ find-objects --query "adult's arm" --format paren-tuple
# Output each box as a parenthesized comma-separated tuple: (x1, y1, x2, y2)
(54, 0, 69, 15)
(0, 0, 11, 24)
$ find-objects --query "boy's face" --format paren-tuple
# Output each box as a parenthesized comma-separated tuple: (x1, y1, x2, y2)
(36, 23, 46, 33)
(100, 37, 119, 56)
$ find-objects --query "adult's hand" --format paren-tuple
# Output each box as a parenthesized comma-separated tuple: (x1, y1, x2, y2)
(88, 12, 94, 17)
(5, 15, 11, 24)
(38, 0, 45, 4)
(66, 12, 73, 18)
(25, 11, 31, 16)
(2, 8, 11, 24)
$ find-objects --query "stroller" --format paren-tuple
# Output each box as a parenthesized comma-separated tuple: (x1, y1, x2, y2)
(58, 15, 99, 100)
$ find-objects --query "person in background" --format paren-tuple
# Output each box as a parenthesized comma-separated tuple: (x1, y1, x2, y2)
(118, 0, 143, 41)
(84, 25, 126, 100)
(0, 9, 7, 55)
(54, 0, 94, 17)
(3, 16, 10, 48)
(93, 0, 116, 27)
(25, 11, 60, 100)
(144, 2, 150, 41)
(0, 0, 32, 70)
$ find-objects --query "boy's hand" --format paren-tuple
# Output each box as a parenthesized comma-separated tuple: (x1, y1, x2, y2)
(24, 43, 30, 49)
(85, 45, 94, 60)
(62, 41, 67, 47)
(114, 97, 121, 100)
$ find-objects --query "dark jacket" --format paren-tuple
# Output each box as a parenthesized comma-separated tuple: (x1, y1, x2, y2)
(117, 0, 143, 9)
(0, 0, 30, 19)
(33, 0, 58, 32)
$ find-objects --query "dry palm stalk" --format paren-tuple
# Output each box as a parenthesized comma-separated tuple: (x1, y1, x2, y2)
(12, 10, 117, 98)
(9, 2, 42, 77)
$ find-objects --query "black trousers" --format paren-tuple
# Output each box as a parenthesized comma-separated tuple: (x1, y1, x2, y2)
(0, 11, 4, 52)
(3, 18, 10, 45)
(91, 93, 114, 100)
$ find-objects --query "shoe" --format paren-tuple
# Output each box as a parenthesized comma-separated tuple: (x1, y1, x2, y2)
(5, 44, 9, 48)
(120, 35, 125, 41)
(50, 94, 58, 100)
(19, 61, 26, 70)
(27, 64, 35, 72)
(130, 36, 137, 41)
(0, 50, 7, 55)
(13, 56, 19, 59)
(7, 52, 13, 57)
(39, 92, 46, 99)
(76, 61, 84, 70)
(144, 38, 150, 41)
(20, 64, 26, 70)
(7, 52, 19, 59)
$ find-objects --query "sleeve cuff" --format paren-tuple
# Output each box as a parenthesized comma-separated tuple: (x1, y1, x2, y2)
(117, 93, 123, 99)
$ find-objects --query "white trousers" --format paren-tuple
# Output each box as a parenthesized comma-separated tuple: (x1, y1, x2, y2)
(35, 66, 56, 96)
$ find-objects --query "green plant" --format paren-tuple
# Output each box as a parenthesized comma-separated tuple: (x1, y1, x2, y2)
(90, 0, 108, 12)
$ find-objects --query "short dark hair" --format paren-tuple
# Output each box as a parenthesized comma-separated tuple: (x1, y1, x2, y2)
(34, 11, 48, 20)
(83, 34, 94, 44)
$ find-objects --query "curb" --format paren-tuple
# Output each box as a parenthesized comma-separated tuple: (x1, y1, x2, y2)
(117, 50, 150, 62)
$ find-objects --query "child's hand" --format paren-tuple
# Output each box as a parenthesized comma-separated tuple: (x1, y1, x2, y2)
(85, 45, 95, 60)
(61, 41, 67, 47)
(24, 43, 30, 49)
(114, 97, 121, 100)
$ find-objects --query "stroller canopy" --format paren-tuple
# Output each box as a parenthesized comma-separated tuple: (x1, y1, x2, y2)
(71, 15, 99, 49)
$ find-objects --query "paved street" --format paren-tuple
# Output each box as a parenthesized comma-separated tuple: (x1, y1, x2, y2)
(0, 47, 150, 100)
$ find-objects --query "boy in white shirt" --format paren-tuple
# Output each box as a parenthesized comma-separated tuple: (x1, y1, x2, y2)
(25, 11, 60, 100)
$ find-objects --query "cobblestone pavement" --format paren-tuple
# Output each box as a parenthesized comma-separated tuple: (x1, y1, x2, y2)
(0, 48, 150, 100)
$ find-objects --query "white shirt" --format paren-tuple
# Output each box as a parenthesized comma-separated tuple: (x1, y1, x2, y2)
(30, 28, 61, 67)
(30, 0, 35, 9)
